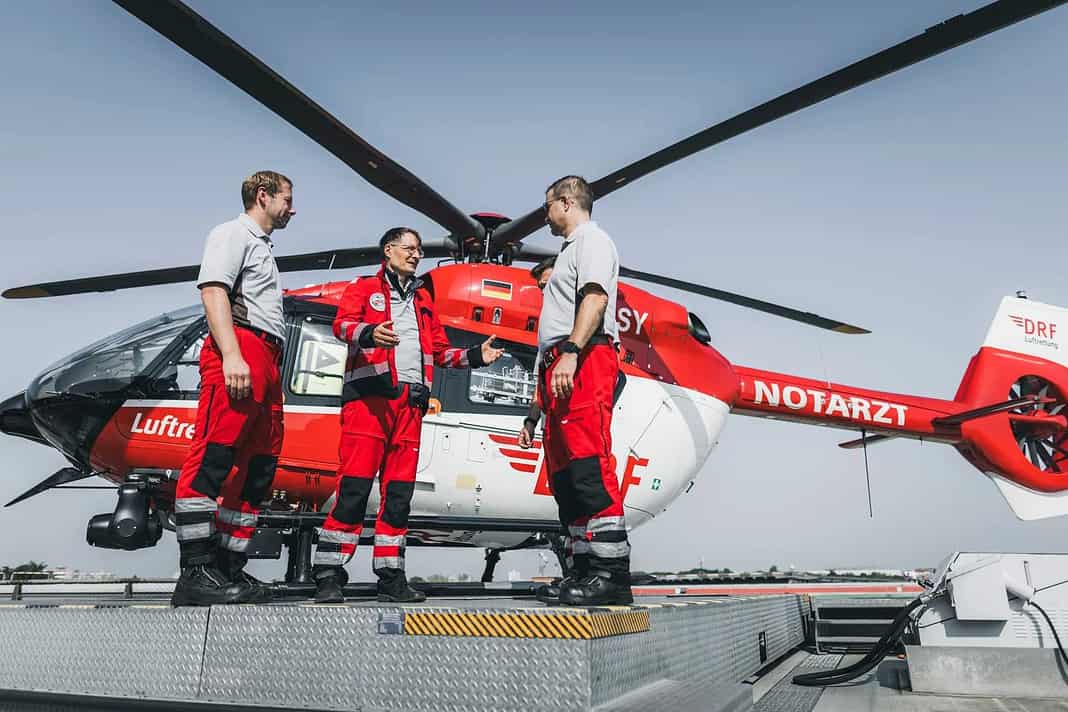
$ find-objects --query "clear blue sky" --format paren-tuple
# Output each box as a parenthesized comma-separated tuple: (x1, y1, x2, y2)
(1, 1, 1066, 579)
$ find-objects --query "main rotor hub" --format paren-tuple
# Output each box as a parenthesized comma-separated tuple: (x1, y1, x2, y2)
(463, 212, 514, 264)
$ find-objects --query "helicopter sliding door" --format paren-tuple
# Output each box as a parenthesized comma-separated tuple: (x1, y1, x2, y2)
(423, 328, 554, 522)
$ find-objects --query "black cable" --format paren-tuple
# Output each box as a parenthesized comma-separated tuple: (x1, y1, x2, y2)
(793, 594, 937, 687)
(1029, 600, 1068, 669)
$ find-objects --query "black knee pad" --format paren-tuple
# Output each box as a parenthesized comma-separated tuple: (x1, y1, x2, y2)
(333, 476, 374, 526)
(381, 480, 415, 529)
(550, 468, 578, 524)
(241, 455, 278, 504)
(570, 456, 614, 518)
(191, 442, 235, 498)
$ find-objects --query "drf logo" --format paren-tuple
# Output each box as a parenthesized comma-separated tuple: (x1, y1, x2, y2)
(1010, 315, 1057, 340)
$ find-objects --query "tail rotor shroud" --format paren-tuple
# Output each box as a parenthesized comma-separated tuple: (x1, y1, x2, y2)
(1009, 376, 1068, 474)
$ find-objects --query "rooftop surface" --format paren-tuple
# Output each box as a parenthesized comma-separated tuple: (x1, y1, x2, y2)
(755, 652, 1068, 712)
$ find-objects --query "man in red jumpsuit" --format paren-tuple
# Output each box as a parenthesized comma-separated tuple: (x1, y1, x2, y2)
(534, 175, 631, 606)
(313, 227, 503, 603)
(172, 171, 295, 607)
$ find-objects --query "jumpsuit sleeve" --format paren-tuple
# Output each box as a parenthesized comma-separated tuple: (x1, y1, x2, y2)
(334, 280, 376, 348)
(428, 302, 485, 369)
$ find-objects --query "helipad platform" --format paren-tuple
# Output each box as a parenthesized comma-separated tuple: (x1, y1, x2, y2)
(0, 593, 806, 712)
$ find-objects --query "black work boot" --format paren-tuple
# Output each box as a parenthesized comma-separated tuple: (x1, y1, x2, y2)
(313, 567, 349, 604)
(217, 550, 273, 604)
(314, 577, 345, 604)
(376, 570, 426, 603)
(537, 552, 590, 604)
(171, 564, 253, 607)
(559, 573, 634, 607)
(536, 572, 585, 604)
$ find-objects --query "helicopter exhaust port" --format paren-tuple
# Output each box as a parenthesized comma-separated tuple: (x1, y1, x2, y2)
(86, 474, 163, 551)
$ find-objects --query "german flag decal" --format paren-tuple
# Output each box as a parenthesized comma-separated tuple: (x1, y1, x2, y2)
(480, 279, 513, 301)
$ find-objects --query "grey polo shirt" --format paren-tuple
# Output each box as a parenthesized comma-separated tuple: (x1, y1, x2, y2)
(388, 271, 423, 385)
(537, 220, 620, 356)
(196, 213, 285, 340)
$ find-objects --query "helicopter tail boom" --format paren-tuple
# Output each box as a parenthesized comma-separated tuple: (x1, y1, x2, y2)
(732, 296, 1068, 519)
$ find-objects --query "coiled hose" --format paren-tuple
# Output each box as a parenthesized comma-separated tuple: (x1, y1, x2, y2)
(793, 592, 942, 687)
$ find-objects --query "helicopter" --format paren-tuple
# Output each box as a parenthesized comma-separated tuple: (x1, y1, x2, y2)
(1, 0, 1067, 585)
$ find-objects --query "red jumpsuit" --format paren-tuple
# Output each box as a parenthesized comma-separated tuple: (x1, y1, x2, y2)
(540, 340, 629, 581)
(174, 327, 284, 567)
(313, 267, 483, 579)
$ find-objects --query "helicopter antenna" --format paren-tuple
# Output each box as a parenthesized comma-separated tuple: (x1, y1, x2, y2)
(861, 428, 874, 518)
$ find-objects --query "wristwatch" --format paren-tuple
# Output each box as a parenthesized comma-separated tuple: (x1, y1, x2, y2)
(560, 340, 581, 355)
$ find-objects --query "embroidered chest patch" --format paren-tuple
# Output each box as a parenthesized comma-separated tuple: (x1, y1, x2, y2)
(369, 293, 386, 312)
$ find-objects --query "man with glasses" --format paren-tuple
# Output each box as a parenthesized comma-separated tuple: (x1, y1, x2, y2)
(312, 227, 504, 603)
(534, 176, 632, 606)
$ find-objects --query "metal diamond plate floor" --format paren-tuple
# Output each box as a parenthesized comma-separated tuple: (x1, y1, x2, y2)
(0, 594, 805, 712)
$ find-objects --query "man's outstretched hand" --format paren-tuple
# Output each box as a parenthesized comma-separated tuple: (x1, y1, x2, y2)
(481, 334, 505, 364)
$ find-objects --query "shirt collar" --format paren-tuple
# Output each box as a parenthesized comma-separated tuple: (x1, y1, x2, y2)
(564, 220, 597, 244)
(238, 213, 272, 247)
(384, 266, 421, 298)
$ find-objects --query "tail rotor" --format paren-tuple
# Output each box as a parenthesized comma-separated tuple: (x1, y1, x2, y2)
(1008, 375, 1068, 473)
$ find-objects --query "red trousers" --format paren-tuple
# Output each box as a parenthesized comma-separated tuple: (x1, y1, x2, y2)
(314, 387, 423, 576)
(175, 327, 283, 566)
(541, 342, 630, 580)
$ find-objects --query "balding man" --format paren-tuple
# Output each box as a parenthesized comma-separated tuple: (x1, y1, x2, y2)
(535, 175, 631, 606)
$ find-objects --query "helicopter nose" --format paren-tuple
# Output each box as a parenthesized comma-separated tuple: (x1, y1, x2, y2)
(0, 391, 46, 446)
(21, 383, 122, 470)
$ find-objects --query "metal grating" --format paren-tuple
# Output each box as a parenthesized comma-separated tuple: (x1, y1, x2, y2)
(811, 595, 910, 653)
(754, 654, 841, 712)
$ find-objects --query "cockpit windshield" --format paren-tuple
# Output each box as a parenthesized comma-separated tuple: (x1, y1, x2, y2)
(28, 305, 202, 400)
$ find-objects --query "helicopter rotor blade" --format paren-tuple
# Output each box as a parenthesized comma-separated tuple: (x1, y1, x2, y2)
(2, 244, 445, 299)
(619, 266, 869, 334)
(490, 0, 1066, 248)
(112, 0, 483, 244)
(2, 238, 553, 299)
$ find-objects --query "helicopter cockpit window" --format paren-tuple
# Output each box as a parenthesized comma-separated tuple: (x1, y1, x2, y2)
(171, 333, 208, 395)
(468, 345, 537, 409)
(28, 305, 203, 400)
(290, 318, 346, 397)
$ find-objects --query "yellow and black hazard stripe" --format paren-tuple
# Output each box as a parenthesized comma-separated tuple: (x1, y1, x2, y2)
(589, 609, 649, 638)
(404, 608, 649, 639)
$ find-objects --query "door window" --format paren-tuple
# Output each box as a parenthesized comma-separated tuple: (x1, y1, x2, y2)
(290, 318, 346, 397)
(468, 349, 537, 409)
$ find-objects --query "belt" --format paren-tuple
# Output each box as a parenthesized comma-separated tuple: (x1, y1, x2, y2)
(541, 335, 611, 369)
(239, 324, 284, 348)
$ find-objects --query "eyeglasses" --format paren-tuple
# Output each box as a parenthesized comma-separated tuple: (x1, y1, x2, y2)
(388, 242, 424, 257)
(542, 196, 566, 215)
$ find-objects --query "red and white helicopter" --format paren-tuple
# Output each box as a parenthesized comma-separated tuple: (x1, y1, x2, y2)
(2, 0, 1066, 584)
